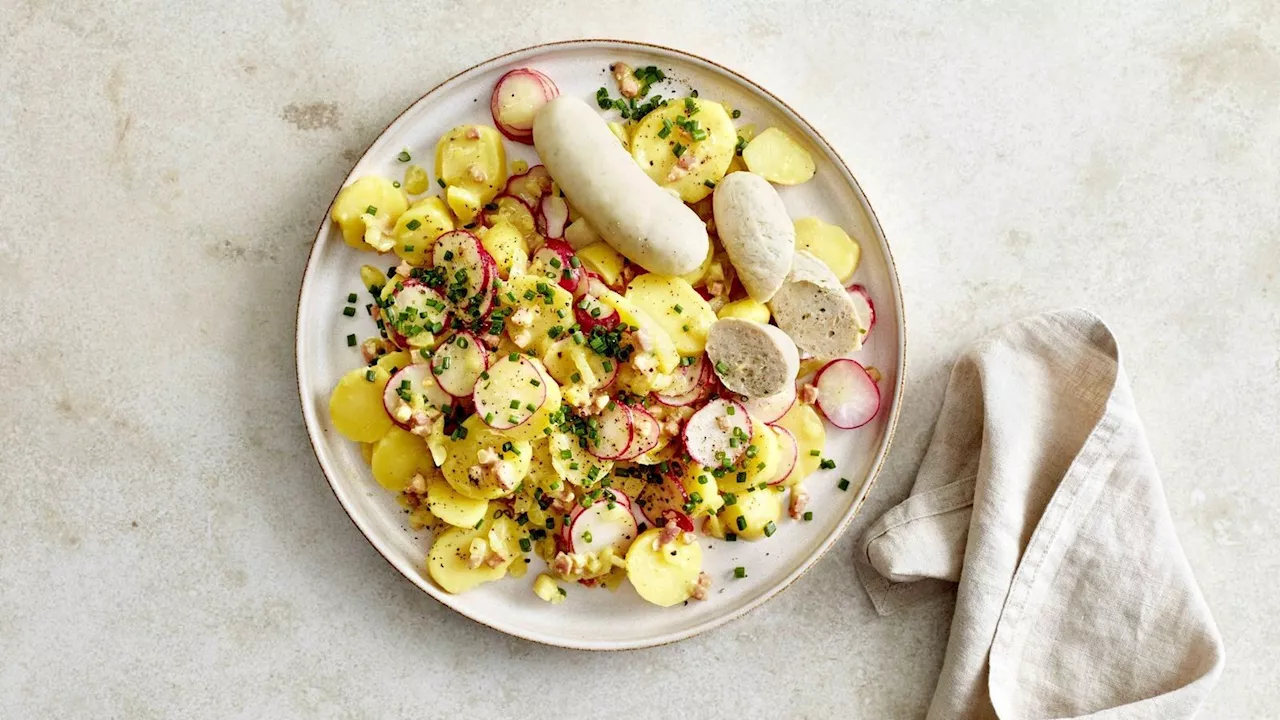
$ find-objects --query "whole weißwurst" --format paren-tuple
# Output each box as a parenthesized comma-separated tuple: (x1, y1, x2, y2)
(533, 97, 709, 276)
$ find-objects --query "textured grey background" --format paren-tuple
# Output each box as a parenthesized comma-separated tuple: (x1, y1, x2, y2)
(1, 1, 1276, 717)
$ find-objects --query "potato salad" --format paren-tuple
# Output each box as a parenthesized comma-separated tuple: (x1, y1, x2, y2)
(326, 63, 882, 607)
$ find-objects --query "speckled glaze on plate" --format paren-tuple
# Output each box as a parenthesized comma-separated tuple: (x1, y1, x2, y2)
(296, 39, 905, 650)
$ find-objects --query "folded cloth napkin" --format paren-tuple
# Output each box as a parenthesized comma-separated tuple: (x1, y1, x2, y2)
(855, 309, 1224, 719)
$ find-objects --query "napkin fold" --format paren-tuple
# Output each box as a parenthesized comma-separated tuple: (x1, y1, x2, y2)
(855, 309, 1224, 720)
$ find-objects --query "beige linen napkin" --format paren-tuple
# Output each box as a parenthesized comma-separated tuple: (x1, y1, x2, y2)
(856, 309, 1224, 719)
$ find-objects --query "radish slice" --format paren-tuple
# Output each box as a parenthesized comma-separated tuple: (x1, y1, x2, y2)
(764, 425, 798, 485)
(503, 165, 554, 208)
(814, 359, 881, 429)
(478, 195, 538, 244)
(636, 470, 690, 525)
(382, 364, 455, 429)
(529, 238, 579, 293)
(656, 358, 713, 407)
(846, 284, 877, 336)
(490, 68, 558, 144)
(429, 332, 488, 397)
(617, 405, 660, 460)
(472, 354, 547, 430)
(659, 509, 695, 533)
(385, 279, 450, 348)
(744, 382, 797, 424)
(682, 398, 751, 467)
(587, 400, 633, 460)
(574, 294, 620, 333)
(567, 499, 639, 555)
(537, 194, 569, 238)
(661, 355, 705, 397)
(432, 231, 494, 303)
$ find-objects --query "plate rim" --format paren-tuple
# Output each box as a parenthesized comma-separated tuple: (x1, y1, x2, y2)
(295, 38, 907, 650)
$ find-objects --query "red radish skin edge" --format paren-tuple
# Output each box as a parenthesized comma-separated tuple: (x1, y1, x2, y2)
(587, 402, 635, 460)
(477, 193, 535, 229)
(682, 398, 750, 467)
(813, 358, 882, 430)
(502, 165, 553, 207)
(490, 69, 558, 144)
(765, 425, 799, 485)
(846, 284, 877, 334)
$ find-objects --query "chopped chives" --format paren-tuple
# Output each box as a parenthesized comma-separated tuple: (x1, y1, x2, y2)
(803, 511, 813, 521)
(763, 521, 777, 537)
(734, 566, 746, 579)
(838, 478, 850, 491)
(736, 516, 747, 531)
(397, 150, 411, 162)
(346, 334, 356, 347)
(342, 307, 356, 317)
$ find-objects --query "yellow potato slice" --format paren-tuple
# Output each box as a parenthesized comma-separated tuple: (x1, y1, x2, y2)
(717, 298, 770, 324)
(738, 417, 782, 489)
(370, 426, 434, 492)
(360, 264, 387, 293)
(549, 431, 612, 488)
(631, 98, 736, 203)
(773, 402, 826, 486)
(794, 217, 861, 284)
(625, 528, 703, 607)
(435, 125, 507, 204)
(331, 176, 409, 250)
(426, 472, 489, 528)
(676, 461, 724, 518)
(426, 516, 521, 594)
(328, 366, 393, 442)
(717, 486, 782, 540)
(576, 242, 626, 286)
(375, 350, 412, 375)
(743, 127, 815, 185)
(441, 415, 533, 499)
(393, 197, 455, 266)
(445, 185, 482, 225)
(478, 221, 529, 279)
(624, 274, 717, 356)
(595, 288, 679, 374)
(502, 275, 574, 357)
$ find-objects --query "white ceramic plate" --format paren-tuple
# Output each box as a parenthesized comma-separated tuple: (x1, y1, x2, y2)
(296, 40, 904, 650)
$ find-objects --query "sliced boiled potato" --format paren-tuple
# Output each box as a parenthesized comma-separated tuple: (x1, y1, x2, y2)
(370, 426, 434, 492)
(541, 339, 613, 391)
(502, 275, 574, 356)
(393, 196, 455, 266)
(441, 415, 533, 499)
(717, 486, 782, 540)
(549, 431, 612, 487)
(523, 438, 562, 493)
(426, 516, 521, 594)
(623, 274, 716, 356)
(331, 176, 409, 251)
(725, 416, 781, 490)
(426, 472, 489, 528)
(677, 461, 724, 518)
(435, 125, 508, 205)
(478, 220, 529, 279)
(773, 401, 826, 486)
(375, 350, 413, 375)
(360, 264, 387, 293)
(576, 242, 626, 286)
(445, 185, 482, 225)
(625, 528, 703, 607)
(794, 217, 861, 284)
(607, 121, 630, 150)
(329, 366, 393, 442)
(717, 298, 770, 324)
(594, 288, 677, 373)
(742, 127, 815, 185)
(631, 98, 736, 203)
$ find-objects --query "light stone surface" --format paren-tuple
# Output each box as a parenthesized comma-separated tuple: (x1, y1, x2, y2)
(1, 1, 1276, 717)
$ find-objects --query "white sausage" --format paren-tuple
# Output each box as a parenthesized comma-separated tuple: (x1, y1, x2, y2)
(712, 171, 794, 302)
(533, 97, 709, 276)
(705, 318, 800, 398)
